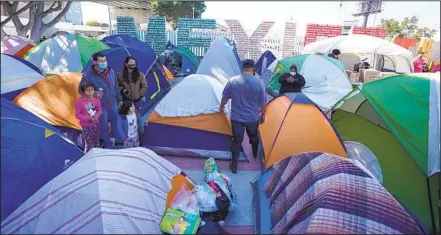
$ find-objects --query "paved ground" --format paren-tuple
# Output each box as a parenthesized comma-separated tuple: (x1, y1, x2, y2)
(162, 135, 262, 234)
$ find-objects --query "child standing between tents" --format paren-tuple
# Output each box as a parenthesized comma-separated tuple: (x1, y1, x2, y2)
(119, 100, 144, 148)
(75, 82, 103, 152)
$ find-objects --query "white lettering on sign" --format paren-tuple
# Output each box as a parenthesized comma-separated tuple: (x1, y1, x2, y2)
(282, 22, 297, 57)
(225, 20, 275, 60)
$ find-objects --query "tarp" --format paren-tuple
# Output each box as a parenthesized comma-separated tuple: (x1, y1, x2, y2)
(1, 148, 194, 234)
(24, 33, 109, 74)
(145, 74, 247, 161)
(196, 37, 242, 83)
(302, 34, 413, 73)
(13, 73, 83, 130)
(1, 53, 45, 101)
(332, 73, 440, 233)
(1, 98, 83, 221)
(82, 47, 171, 116)
(253, 152, 425, 234)
(1, 35, 35, 58)
(259, 93, 346, 169)
(101, 34, 152, 52)
(255, 50, 277, 76)
(267, 54, 353, 109)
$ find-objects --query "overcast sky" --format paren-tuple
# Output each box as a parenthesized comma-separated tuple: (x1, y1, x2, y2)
(81, 1, 440, 39)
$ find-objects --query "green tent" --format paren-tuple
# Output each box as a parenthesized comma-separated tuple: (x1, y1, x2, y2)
(266, 54, 352, 109)
(332, 73, 440, 234)
(24, 33, 109, 74)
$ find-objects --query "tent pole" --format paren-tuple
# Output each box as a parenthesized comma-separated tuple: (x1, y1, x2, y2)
(426, 177, 436, 234)
(107, 1, 112, 35)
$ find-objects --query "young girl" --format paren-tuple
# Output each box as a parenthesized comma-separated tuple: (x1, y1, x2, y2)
(119, 100, 144, 148)
(75, 82, 103, 152)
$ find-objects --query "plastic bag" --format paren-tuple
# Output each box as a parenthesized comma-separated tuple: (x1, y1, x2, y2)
(171, 184, 200, 216)
(193, 184, 218, 212)
(204, 158, 220, 178)
(206, 173, 236, 210)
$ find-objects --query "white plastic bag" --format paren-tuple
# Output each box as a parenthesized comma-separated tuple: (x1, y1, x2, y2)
(171, 184, 200, 215)
(193, 184, 218, 212)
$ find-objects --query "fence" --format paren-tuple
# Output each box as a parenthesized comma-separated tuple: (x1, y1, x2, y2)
(111, 29, 234, 57)
(111, 29, 441, 61)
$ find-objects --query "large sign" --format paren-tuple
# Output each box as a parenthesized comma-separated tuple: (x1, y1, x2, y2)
(282, 22, 297, 57)
(225, 20, 275, 60)
(305, 24, 342, 45)
(352, 26, 387, 38)
(177, 18, 216, 53)
(116, 16, 138, 38)
(145, 17, 166, 54)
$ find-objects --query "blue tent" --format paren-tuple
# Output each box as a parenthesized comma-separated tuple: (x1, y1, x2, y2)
(255, 50, 276, 76)
(1, 98, 83, 221)
(82, 47, 171, 116)
(1, 54, 45, 101)
(101, 34, 153, 53)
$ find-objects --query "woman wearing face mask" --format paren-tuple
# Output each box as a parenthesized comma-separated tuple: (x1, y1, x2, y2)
(117, 56, 148, 111)
(278, 64, 306, 94)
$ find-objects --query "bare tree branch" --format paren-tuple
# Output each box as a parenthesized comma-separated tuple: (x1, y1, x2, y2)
(44, 1, 72, 28)
(0, 2, 35, 28)
(42, 2, 62, 17)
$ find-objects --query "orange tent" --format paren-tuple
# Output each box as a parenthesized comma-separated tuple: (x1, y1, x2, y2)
(259, 93, 347, 168)
(13, 73, 82, 130)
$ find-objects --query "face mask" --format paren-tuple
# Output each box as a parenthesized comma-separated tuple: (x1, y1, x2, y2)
(98, 63, 107, 70)
(289, 72, 296, 76)
(128, 66, 136, 70)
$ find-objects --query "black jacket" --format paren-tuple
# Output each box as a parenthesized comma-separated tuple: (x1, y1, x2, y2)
(278, 73, 306, 93)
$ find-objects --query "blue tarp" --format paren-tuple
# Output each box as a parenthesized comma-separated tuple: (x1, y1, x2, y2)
(255, 50, 277, 76)
(252, 168, 272, 234)
(1, 98, 83, 221)
(101, 34, 153, 53)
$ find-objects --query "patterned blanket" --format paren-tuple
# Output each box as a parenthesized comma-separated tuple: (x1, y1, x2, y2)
(264, 152, 424, 234)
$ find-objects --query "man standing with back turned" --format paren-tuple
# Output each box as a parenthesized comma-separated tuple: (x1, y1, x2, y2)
(220, 59, 267, 173)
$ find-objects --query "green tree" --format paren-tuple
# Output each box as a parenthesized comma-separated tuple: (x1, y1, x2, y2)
(1, 1, 72, 41)
(85, 20, 101, 27)
(378, 16, 437, 41)
(150, 1, 206, 30)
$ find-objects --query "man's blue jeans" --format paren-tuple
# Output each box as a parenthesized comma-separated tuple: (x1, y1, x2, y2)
(99, 104, 125, 148)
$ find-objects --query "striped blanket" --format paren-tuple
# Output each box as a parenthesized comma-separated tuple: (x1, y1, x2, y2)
(1, 148, 182, 234)
(264, 152, 424, 234)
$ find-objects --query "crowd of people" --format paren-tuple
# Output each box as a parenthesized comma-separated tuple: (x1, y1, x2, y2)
(75, 52, 307, 175)
(75, 53, 146, 152)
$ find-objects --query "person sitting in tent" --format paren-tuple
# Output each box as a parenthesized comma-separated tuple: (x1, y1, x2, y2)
(327, 49, 341, 60)
(278, 64, 306, 94)
(117, 56, 148, 111)
(353, 57, 371, 72)
(79, 52, 125, 148)
(220, 59, 266, 174)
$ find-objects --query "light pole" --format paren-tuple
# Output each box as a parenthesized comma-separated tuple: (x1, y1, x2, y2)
(192, 6, 195, 18)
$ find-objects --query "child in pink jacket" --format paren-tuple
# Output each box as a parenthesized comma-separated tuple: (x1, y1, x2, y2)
(75, 82, 103, 152)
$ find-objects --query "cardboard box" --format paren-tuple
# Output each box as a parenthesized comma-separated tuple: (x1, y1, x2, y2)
(379, 72, 397, 79)
(360, 69, 381, 83)
(346, 70, 360, 83)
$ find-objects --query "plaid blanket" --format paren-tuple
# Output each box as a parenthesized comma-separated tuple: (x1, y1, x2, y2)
(264, 152, 424, 234)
